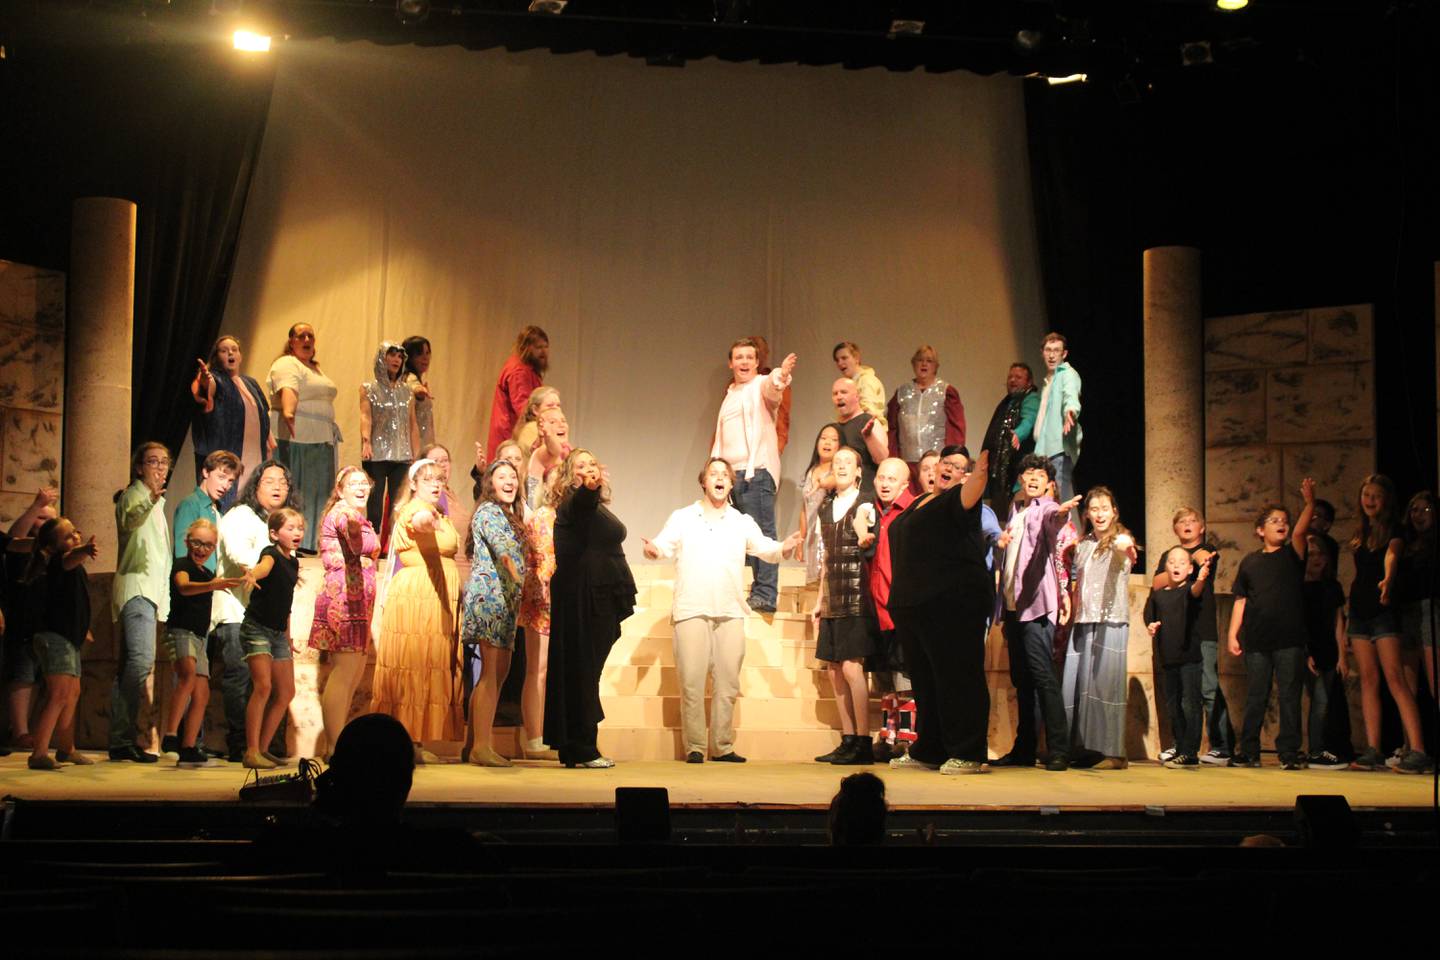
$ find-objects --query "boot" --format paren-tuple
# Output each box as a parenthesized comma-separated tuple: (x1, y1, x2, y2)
(835, 735, 875, 765)
(814, 736, 852, 763)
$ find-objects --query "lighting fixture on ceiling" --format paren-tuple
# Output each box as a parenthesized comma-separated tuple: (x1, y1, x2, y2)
(1215, 0, 1249, 11)
(232, 28, 271, 52)
(529, 0, 568, 13)
(888, 19, 924, 38)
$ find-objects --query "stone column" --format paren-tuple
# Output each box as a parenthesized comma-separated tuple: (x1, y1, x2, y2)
(64, 197, 136, 572)
(1143, 246, 1203, 554)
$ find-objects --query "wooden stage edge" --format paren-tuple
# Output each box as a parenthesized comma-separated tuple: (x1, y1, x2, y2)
(1, 755, 1433, 813)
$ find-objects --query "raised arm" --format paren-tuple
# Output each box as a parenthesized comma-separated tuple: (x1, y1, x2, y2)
(885, 392, 901, 459)
(1291, 477, 1315, 557)
(7, 488, 57, 540)
(762, 353, 797, 405)
(117, 482, 162, 533)
(960, 448, 990, 511)
(191, 359, 216, 412)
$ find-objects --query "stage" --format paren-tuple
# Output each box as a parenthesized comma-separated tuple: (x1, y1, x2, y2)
(1, 752, 1431, 812)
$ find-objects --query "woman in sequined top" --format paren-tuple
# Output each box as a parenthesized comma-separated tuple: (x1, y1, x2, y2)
(1062, 486, 1137, 770)
(359, 341, 421, 533)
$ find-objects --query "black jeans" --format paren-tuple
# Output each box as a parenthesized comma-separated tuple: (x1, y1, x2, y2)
(363, 460, 413, 532)
(1003, 612, 1069, 761)
(1240, 645, 1305, 758)
(892, 591, 991, 763)
(1163, 661, 1203, 758)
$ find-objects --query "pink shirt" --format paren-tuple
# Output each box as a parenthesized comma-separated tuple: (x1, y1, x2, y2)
(710, 367, 791, 482)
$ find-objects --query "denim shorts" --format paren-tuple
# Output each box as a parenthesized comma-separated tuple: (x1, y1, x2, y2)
(165, 628, 211, 677)
(2, 634, 39, 684)
(1401, 600, 1435, 648)
(33, 631, 81, 678)
(240, 620, 293, 661)
(1347, 609, 1401, 642)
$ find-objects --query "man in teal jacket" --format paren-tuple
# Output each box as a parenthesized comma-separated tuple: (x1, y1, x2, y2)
(1032, 332, 1082, 503)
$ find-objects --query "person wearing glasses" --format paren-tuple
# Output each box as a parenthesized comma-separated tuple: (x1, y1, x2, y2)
(108, 442, 175, 763)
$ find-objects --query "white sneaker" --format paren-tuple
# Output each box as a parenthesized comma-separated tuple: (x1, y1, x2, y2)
(1199, 750, 1232, 766)
(1384, 747, 1407, 769)
(1158, 747, 1177, 763)
(889, 753, 939, 770)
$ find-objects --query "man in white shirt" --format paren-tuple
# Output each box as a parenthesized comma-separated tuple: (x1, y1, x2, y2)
(711, 337, 797, 613)
(644, 458, 802, 763)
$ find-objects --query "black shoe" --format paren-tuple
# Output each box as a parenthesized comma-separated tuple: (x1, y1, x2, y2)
(990, 752, 1036, 768)
(815, 740, 848, 763)
(835, 743, 875, 766)
(1068, 749, 1104, 769)
(176, 747, 209, 768)
(227, 749, 246, 764)
(1279, 754, 1307, 770)
(1228, 752, 1262, 768)
(160, 734, 180, 757)
(108, 746, 158, 764)
(711, 752, 747, 763)
(686, 751, 704, 764)
(1044, 755, 1070, 771)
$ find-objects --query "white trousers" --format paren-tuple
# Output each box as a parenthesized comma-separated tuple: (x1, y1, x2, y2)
(672, 616, 747, 756)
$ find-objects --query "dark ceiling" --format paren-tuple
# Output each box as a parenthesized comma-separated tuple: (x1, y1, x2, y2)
(0, 0, 1407, 87)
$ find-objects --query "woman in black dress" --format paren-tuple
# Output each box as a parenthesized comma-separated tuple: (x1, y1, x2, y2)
(545, 449, 636, 768)
(885, 448, 993, 775)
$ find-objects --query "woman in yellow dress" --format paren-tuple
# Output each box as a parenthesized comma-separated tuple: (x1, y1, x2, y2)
(369, 458, 463, 761)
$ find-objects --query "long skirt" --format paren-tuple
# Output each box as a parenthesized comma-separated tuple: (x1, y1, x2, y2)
(1061, 621, 1129, 759)
(277, 438, 335, 552)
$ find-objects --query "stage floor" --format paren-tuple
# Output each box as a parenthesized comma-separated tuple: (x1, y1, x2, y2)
(0, 752, 1432, 811)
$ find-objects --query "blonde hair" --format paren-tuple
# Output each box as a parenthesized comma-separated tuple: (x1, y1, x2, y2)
(548, 448, 609, 509)
(184, 518, 218, 541)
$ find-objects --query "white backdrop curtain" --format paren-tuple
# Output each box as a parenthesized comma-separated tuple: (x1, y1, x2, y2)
(180, 38, 1044, 549)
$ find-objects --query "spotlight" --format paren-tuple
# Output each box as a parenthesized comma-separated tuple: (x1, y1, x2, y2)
(232, 29, 271, 53)
(1045, 73, 1087, 85)
(396, 0, 431, 26)
(1180, 40, 1213, 66)
(888, 19, 924, 38)
(528, 0, 567, 12)
(1215, 0, 1249, 10)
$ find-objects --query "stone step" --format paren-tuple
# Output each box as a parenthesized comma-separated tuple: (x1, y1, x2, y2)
(620, 608, 812, 643)
(600, 664, 835, 699)
(607, 630, 818, 670)
(596, 726, 856, 763)
(598, 694, 885, 731)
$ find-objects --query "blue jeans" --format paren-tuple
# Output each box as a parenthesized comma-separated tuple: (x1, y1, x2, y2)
(1240, 646, 1305, 758)
(731, 467, 778, 609)
(1303, 664, 1335, 755)
(1003, 612, 1069, 761)
(109, 596, 158, 750)
(1048, 453, 1074, 503)
(215, 622, 252, 756)
(1200, 639, 1235, 754)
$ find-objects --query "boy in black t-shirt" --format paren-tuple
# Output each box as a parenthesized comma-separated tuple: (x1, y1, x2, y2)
(163, 519, 244, 768)
(1301, 534, 1349, 768)
(239, 508, 305, 771)
(1227, 479, 1316, 769)
(1150, 506, 1233, 764)
(1146, 547, 1207, 768)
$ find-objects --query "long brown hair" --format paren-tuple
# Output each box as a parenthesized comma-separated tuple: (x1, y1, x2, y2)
(1350, 473, 1398, 552)
(1083, 486, 1131, 555)
(478, 460, 528, 547)
(515, 325, 549, 374)
(548, 448, 608, 509)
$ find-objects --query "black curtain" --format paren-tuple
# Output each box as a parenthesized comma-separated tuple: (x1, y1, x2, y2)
(0, 19, 275, 458)
(1023, 8, 1439, 546)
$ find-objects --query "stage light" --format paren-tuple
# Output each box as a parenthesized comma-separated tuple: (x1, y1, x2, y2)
(528, 0, 567, 12)
(888, 19, 924, 38)
(1215, 0, 1249, 10)
(396, 0, 431, 26)
(1045, 73, 1087, 85)
(232, 29, 271, 53)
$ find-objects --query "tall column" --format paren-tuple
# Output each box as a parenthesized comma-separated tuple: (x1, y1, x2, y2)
(1143, 246, 1203, 555)
(65, 197, 136, 572)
